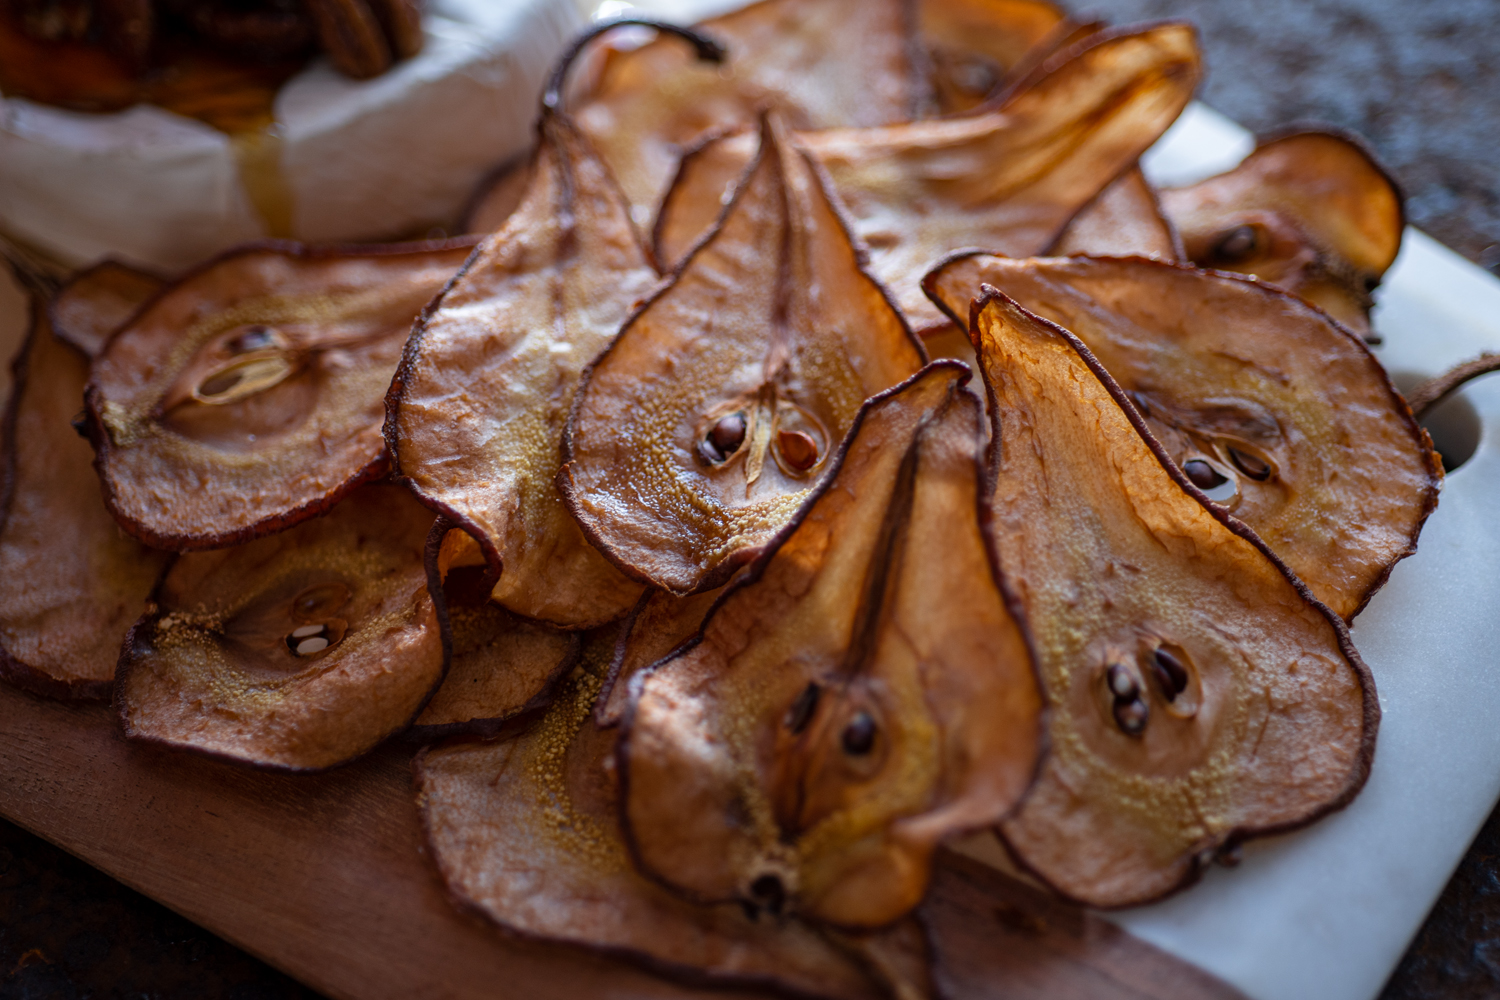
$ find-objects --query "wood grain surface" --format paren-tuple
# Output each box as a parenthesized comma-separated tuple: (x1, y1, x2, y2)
(0, 681, 1245, 1000)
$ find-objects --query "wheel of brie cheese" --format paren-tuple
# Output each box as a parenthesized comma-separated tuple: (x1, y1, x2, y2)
(0, 0, 583, 272)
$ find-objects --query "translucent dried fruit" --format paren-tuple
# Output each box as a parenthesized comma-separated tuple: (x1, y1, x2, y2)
(1160, 130, 1404, 336)
(967, 290, 1376, 908)
(573, 0, 916, 216)
(116, 484, 443, 771)
(411, 523, 580, 740)
(653, 24, 1201, 336)
(0, 301, 168, 700)
(620, 364, 1042, 929)
(48, 259, 163, 357)
(1050, 166, 1183, 260)
(415, 636, 899, 1000)
(561, 115, 924, 594)
(918, 0, 1074, 115)
(85, 238, 473, 550)
(387, 111, 654, 627)
(924, 254, 1440, 620)
(593, 584, 727, 728)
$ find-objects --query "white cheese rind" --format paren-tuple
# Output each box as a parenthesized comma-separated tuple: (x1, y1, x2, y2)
(0, 0, 581, 272)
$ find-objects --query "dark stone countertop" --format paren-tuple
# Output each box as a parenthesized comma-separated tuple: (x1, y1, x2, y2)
(3, 1, 1499, 998)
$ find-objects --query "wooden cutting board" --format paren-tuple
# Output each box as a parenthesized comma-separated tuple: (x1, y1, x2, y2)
(0, 681, 1245, 1000)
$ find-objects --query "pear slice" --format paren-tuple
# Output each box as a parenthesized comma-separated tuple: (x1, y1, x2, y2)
(85, 238, 474, 551)
(652, 24, 1201, 336)
(116, 484, 443, 771)
(1160, 129, 1404, 337)
(924, 254, 1440, 620)
(387, 110, 655, 629)
(49, 259, 163, 357)
(573, 0, 917, 218)
(593, 584, 727, 728)
(620, 363, 1042, 929)
(561, 115, 924, 595)
(967, 290, 1376, 908)
(1050, 166, 1183, 259)
(0, 299, 169, 700)
(411, 522, 580, 739)
(415, 631, 899, 1000)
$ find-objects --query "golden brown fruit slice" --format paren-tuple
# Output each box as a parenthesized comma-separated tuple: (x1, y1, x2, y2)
(1050, 166, 1183, 260)
(387, 112, 654, 628)
(562, 116, 924, 595)
(620, 363, 1042, 930)
(573, 0, 916, 216)
(1160, 130, 1404, 336)
(967, 290, 1377, 908)
(116, 484, 443, 771)
(415, 639, 898, 1000)
(918, 0, 1071, 115)
(593, 584, 728, 728)
(85, 238, 473, 551)
(49, 259, 163, 357)
(924, 254, 1440, 620)
(411, 522, 580, 739)
(653, 24, 1201, 336)
(0, 302, 168, 700)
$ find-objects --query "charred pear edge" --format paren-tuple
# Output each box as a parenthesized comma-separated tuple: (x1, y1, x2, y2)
(82, 236, 479, 553)
(410, 742, 894, 1000)
(920, 250, 1444, 621)
(112, 505, 451, 774)
(558, 114, 930, 596)
(405, 518, 582, 743)
(612, 360, 1050, 928)
(984, 19, 1199, 117)
(47, 258, 168, 358)
(964, 285, 1381, 907)
(0, 303, 120, 701)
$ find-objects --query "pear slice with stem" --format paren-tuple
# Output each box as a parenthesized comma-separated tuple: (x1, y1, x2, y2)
(620, 363, 1042, 929)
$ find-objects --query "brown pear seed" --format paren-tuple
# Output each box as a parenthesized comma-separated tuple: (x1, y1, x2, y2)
(1227, 446, 1272, 481)
(785, 681, 820, 734)
(778, 429, 819, 472)
(1106, 662, 1139, 701)
(1149, 646, 1190, 701)
(1213, 224, 1259, 262)
(1183, 458, 1228, 491)
(1113, 696, 1149, 736)
(840, 711, 877, 755)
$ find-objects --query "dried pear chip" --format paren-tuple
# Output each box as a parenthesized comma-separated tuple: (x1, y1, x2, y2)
(1050, 166, 1183, 260)
(924, 254, 1440, 620)
(574, 0, 916, 216)
(0, 303, 168, 700)
(387, 111, 654, 628)
(918, 0, 1073, 115)
(967, 290, 1376, 908)
(593, 584, 730, 728)
(85, 238, 475, 551)
(561, 116, 924, 595)
(415, 639, 899, 1000)
(49, 260, 164, 357)
(116, 484, 444, 771)
(653, 24, 1201, 336)
(620, 364, 1042, 930)
(411, 523, 580, 739)
(1160, 130, 1404, 336)
(460, 155, 531, 235)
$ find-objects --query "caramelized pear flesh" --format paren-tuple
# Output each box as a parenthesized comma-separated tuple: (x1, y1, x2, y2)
(1050, 166, 1182, 260)
(49, 260, 163, 357)
(620, 363, 1042, 929)
(415, 633, 896, 1000)
(918, 0, 1071, 115)
(1160, 130, 1404, 336)
(116, 485, 443, 771)
(653, 24, 1201, 337)
(594, 584, 729, 728)
(562, 116, 923, 595)
(967, 291, 1376, 908)
(574, 0, 916, 217)
(924, 254, 1440, 620)
(86, 239, 474, 550)
(388, 111, 653, 628)
(0, 303, 168, 700)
